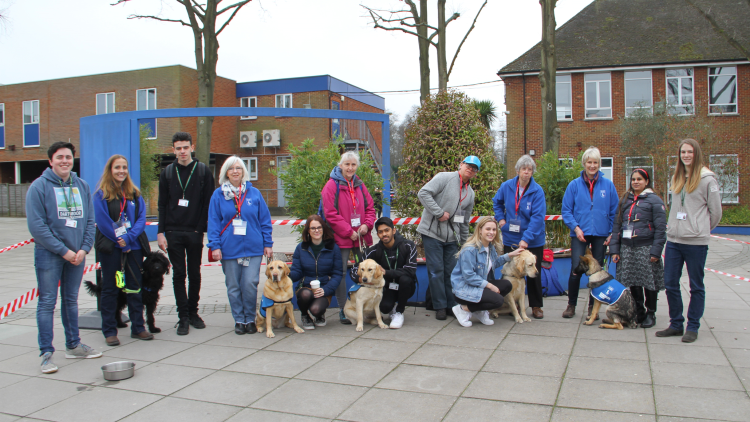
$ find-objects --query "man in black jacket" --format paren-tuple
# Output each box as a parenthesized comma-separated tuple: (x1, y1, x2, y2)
(351, 217, 417, 329)
(157, 132, 215, 335)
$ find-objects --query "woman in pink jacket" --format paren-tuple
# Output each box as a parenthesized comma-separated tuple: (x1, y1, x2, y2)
(322, 151, 377, 324)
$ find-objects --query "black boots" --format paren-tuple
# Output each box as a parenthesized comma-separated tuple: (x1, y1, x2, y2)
(640, 312, 656, 328)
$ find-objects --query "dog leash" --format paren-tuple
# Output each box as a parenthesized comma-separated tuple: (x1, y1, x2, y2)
(116, 252, 142, 294)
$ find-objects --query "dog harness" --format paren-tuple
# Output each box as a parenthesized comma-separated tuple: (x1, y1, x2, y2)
(259, 295, 291, 318)
(590, 275, 627, 305)
(347, 283, 379, 300)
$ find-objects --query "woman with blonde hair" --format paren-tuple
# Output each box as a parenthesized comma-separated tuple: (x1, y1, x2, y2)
(449, 217, 523, 327)
(656, 139, 722, 343)
(93, 154, 152, 346)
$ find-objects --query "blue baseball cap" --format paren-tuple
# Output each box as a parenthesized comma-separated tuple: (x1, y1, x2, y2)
(462, 156, 481, 171)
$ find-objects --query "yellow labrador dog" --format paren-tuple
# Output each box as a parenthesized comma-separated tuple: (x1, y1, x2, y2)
(344, 259, 389, 331)
(256, 260, 304, 338)
(490, 250, 538, 323)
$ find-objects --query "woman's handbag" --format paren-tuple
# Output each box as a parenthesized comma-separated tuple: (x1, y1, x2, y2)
(208, 220, 233, 262)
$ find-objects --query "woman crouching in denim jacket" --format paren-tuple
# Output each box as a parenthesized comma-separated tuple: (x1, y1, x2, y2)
(450, 217, 523, 327)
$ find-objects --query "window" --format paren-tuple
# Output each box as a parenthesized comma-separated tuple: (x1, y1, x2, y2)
(275, 94, 292, 108)
(0, 103, 5, 149)
(584, 73, 611, 118)
(600, 157, 613, 180)
(23, 100, 40, 147)
(624, 71, 652, 116)
(96, 92, 115, 115)
(137, 88, 157, 139)
(556, 74, 572, 120)
(708, 67, 737, 114)
(625, 156, 654, 190)
(240, 97, 257, 120)
(666, 68, 694, 115)
(709, 154, 739, 203)
(242, 157, 258, 181)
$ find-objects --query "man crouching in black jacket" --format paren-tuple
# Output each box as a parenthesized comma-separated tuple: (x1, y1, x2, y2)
(351, 217, 417, 329)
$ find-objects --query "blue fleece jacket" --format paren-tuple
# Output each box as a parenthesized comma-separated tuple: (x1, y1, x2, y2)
(206, 182, 273, 259)
(289, 240, 343, 297)
(492, 176, 547, 248)
(561, 171, 619, 237)
(26, 168, 95, 256)
(93, 190, 146, 251)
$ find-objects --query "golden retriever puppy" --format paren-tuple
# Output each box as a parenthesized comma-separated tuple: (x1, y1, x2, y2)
(344, 259, 388, 331)
(489, 250, 538, 323)
(256, 260, 304, 338)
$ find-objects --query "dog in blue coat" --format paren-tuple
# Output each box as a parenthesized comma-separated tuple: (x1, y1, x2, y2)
(574, 249, 637, 329)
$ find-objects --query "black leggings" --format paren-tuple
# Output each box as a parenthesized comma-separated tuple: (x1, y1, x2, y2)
(630, 286, 658, 314)
(455, 278, 513, 312)
(296, 288, 330, 318)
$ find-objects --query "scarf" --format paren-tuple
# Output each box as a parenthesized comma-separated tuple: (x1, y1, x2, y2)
(221, 181, 246, 201)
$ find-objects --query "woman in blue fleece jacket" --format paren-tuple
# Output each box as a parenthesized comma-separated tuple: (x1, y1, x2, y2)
(207, 156, 273, 335)
(493, 155, 547, 319)
(561, 147, 619, 319)
(93, 155, 151, 346)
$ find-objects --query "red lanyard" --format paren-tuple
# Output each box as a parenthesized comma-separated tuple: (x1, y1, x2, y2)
(515, 181, 526, 214)
(626, 199, 639, 223)
(585, 174, 598, 199)
(119, 196, 127, 219)
(347, 179, 358, 211)
(233, 188, 248, 218)
(457, 173, 468, 205)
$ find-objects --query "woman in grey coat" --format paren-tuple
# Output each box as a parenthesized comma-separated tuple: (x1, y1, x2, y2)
(609, 168, 666, 329)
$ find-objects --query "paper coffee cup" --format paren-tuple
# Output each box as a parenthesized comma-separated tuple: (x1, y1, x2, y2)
(310, 280, 320, 290)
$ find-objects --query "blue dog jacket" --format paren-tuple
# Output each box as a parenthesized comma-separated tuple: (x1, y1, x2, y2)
(347, 284, 361, 300)
(590, 279, 627, 305)
(259, 295, 291, 318)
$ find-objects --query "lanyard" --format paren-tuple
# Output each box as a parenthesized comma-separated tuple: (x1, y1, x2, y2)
(233, 188, 248, 218)
(457, 173, 468, 205)
(346, 179, 358, 211)
(680, 189, 686, 207)
(515, 180, 527, 215)
(626, 199, 639, 223)
(119, 196, 127, 219)
(385, 248, 399, 270)
(585, 174, 598, 199)
(59, 178, 74, 213)
(176, 162, 197, 199)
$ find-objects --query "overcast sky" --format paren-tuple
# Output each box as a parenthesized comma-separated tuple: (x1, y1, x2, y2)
(0, 0, 594, 128)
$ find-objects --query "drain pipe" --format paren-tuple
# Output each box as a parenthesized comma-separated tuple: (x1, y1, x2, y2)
(522, 72, 527, 154)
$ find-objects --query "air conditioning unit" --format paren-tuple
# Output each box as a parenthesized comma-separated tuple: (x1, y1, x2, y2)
(239, 131, 257, 148)
(262, 129, 281, 147)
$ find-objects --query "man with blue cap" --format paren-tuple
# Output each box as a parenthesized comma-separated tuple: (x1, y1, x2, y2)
(417, 156, 480, 320)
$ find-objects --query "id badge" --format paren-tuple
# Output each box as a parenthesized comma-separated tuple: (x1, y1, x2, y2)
(389, 282, 399, 291)
(676, 212, 687, 221)
(233, 220, 247, 236)
(453, 210, 465, 224)
(65, 219, 77, 228)
(114, 220, 128, 237)
(622, 224, 633, 239)
(178, 199, 189, 207)
(350, 213, 361, 228)
(508, 218, 521, 233)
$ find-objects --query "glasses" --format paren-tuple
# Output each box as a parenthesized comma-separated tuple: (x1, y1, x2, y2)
(228, 167, 244, 173)
(309, 226, 323, 232)
(465, 165, 479, 173)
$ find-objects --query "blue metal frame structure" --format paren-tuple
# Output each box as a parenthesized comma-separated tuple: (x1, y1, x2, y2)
(80, 107, 391, 215)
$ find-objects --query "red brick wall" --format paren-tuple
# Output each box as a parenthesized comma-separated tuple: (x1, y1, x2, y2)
(504, 64, 750, 204)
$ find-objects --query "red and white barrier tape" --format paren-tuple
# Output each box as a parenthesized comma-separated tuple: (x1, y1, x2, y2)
(710, 235, 750, 245)
(0, 239, 34, 254)
(144, 215, 567, 227)
(704, 267, 750, 283)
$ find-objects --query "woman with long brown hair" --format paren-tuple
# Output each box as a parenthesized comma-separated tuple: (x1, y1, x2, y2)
(94, 155, 152, 346)
(656, 139, 722, 343)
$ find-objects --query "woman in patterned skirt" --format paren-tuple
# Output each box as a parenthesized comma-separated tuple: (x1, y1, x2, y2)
(609, 168, 667, 328)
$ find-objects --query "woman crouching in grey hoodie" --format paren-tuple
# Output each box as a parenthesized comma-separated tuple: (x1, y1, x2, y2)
(656, 139, 722, 343)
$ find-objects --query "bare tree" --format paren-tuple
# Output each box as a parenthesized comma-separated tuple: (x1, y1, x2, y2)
(363, 0, 487, 98)
(539, 0, 559, 155)
(112, 0, 253, 164)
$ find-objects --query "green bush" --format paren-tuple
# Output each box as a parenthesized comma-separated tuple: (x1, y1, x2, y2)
(271, 138, 384, 234)
(395, 90, 504, 242)
(720, 205, 750, 225)
(533, 150, 583, 248)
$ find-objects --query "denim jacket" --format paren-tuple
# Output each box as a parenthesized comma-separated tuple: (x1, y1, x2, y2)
(451, 244, 511, 303)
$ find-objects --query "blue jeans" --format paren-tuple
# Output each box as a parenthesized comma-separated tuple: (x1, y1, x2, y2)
(99, 248, 146, 337)
(422, 235, 458, 310)
(222, 256, 262, 324)
(568, 236, 606, 307)
(663, 241, 708, 332)
(35, 247, 86, 355)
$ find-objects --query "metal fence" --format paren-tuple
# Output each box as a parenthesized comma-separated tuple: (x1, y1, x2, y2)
(0, 184, 30, 217)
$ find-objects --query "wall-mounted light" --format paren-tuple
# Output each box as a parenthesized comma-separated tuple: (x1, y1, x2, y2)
(529, 149, 536, 156)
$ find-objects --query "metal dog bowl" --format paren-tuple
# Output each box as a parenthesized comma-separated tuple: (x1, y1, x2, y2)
(102, 361, 136, 381)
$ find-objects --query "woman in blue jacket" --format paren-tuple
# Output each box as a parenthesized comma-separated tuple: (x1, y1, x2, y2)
(94, 155, 152, 346)
(289, 215, 342, 330)
(207, 156, 273, 335)
(561, 147, 619, 319)
(493, 155, 546, 319)
(450, 217, 523, 328)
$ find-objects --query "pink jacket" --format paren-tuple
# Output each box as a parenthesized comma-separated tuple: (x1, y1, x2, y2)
(322, 175, 376, 249)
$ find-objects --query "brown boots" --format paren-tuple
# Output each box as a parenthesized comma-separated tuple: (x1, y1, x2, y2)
(562, 305, 575, 318)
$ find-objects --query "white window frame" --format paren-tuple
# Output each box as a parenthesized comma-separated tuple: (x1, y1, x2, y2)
(709, 154, 739, 204)
(240, 97, 257, 120)
(584, 73, 612, 119)
(0, 103, 4, 150)
(242, 157, 258, 181)
(96, 92, 116, 115)
(558, 157, 574, 167)
(665, 68, 694, 115)
(625, 156, 654, 190)
(136, 88, 157, 139)
(556, 74, 572, 121)
(624, 70, 653, 117)
(600, 157, 614, 180)
(23, 100, 40, 148)
(275, 94, 292, 109)
(708, 67, 738, 115)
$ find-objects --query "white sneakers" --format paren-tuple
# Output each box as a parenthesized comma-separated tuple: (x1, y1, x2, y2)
(473, 310, 494, 325)
(452, 305, 473, 327)
(389, 311, 404, 329)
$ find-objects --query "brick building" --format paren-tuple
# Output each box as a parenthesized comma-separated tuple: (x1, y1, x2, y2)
(0, 66, 384, 214)
(497, 0, 750, 205)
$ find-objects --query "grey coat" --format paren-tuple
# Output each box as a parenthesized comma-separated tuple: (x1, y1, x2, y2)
(417, 171, 475, 244)
(609, 189, 667, 258)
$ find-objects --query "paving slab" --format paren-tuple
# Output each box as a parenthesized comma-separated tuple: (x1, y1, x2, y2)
(332, 338, 421, 363)
(225, 408, 328, 422)
(251, 379, 367, 419)
(172, 370, 286, 407)
(338, 388, 456, 422)
(462, 372, 560, 405)
(443, 398, 552, 422)
(498, 333, 575, 354)
(404, 343, 493, 371)
(105, 362, 213, 395)
(375, 364, 476, 396)
(654, 385, 750, 421)
(119, 397, 242, 422)
(28, 386, 160, 422)
(551, 407, 656, 422)
(482, 350, 569, 377)
(651, 361, 745, 390)
(224, 350, 324, 378)
(0, 377, 83, 416)
(0, 372, 28, 390)
(159, 344, 256, 369)
(103, 339, 196, 362)
(565, 356, 652, 384)
(557, 378, 655, 414)
(295, 356, 396, 387)
(647, 343, 730, 365)
(264, 332, 354, 355)
(572, 338, 649, 360)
